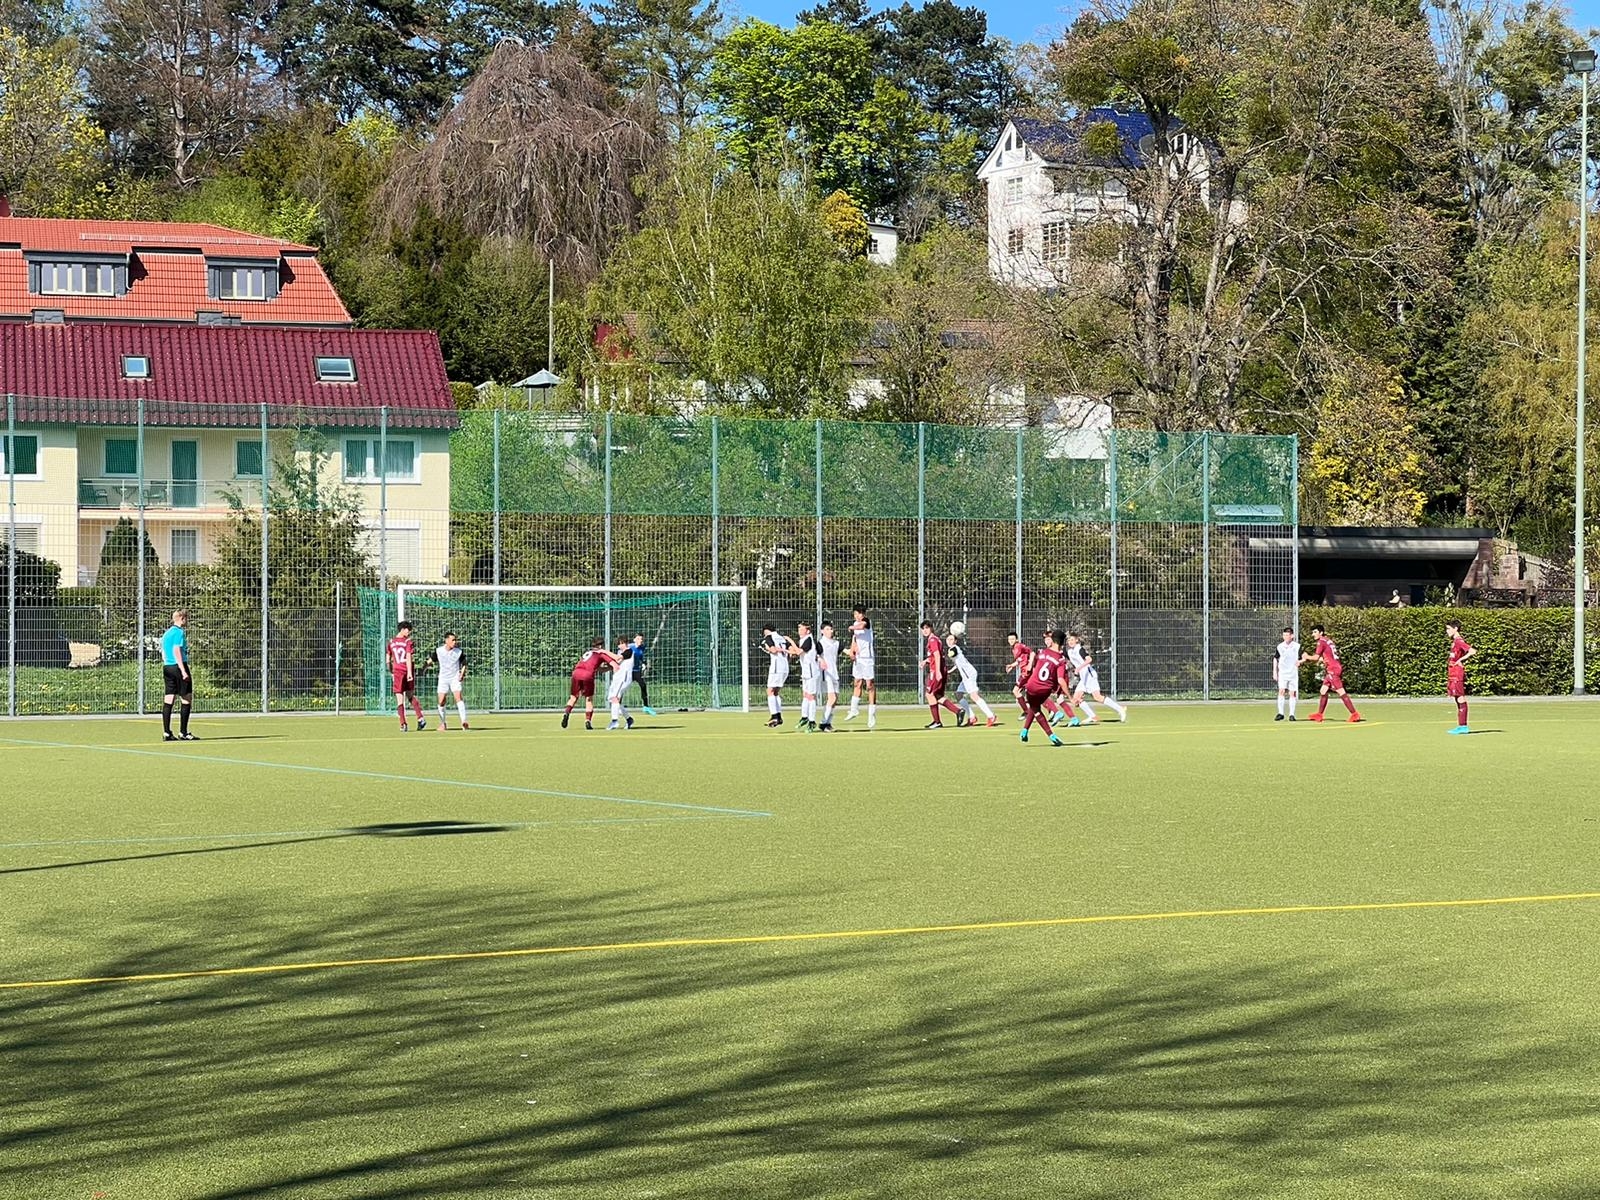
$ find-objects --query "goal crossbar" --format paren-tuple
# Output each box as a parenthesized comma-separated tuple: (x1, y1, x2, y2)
(396, 584, 750, 713)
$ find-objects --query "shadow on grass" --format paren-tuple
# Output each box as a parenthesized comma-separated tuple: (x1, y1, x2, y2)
(1, 887, 1592, 1199)
(0, 821, 511, 875)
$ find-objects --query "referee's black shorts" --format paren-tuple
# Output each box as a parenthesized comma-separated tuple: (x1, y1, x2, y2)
(163, 664, 193, 698)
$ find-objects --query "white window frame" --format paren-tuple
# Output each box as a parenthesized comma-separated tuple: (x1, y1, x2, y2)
(343, 437, 418, 484)
(361, 520, 422, 580)
(39, 261, 117, 297)
(122, 355, 151, 380)
(234, 438, 265, 479)
(103, 437, 139, 478)
(218, 266, 269, 301)
(0, 432, 42, 480)
(316, 356, 357, 383)
(170, 528, 200, 566)
(0, 517, 42, 555)
(1006, 228, 1026, 257)
(1042, 221, 1071, 268)
(1004, 176, 1023, 206)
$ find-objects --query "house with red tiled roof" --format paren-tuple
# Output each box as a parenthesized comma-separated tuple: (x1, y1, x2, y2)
(0, 216, 351, 327)
(0, 215, 456, 584)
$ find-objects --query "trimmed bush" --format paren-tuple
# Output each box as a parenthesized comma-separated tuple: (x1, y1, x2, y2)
(1300, 606, 1600, 696)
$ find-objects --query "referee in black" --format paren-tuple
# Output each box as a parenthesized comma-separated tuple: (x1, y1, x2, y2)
(161, 608, 197, 741)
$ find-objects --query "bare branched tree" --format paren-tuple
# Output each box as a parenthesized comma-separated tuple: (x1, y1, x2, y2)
(380, 40, 664, 279)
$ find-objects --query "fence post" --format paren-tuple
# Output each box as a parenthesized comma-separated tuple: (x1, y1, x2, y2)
(1014, 428, 1024, 638)
(6, 393, 15, 718)
(334, 579, 342, 716)
(136, 397, 146, 716)
(917, 421, 926, 698)
(492, 408, 502, 712)
(378, 405, 390, 640)
(603, 410, 613, 648)
(259, 403, 269, 714)
(814, 418, 824, 628)
(1291, 434, 1300, 638)
(710, 415, 720, 709)
(1108, 429, 1119, 697)
(1202, 432, 1212, 701)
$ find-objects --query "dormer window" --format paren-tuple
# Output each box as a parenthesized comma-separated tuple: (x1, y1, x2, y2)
(122, 355, 151, 379)
(316, 356, 356, 382)
(1005, 177, 1023, 205)
(207, 258, 280, 302)
(28, 256, 128, 297)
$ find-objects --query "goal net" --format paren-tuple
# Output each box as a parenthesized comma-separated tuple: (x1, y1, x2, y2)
(363, 586, 749, 714)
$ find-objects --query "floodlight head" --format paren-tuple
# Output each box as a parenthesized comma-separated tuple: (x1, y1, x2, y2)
(1567, 47, 1597, 74)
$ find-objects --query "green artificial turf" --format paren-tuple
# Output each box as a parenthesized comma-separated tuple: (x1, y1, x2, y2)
(2, 700, 1598, 1199)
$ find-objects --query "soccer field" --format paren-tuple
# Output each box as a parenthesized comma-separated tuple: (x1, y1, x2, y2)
(3, 702, 1598, 1199)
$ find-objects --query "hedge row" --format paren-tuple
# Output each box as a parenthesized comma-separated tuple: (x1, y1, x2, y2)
(1300, 606, 1600, 696)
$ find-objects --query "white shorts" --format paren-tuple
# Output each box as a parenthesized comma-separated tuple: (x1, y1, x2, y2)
(1077, 670, 1100, 696)
(437, 675, 463, 696)
(800, 670, 821, 695)
(767, 664, 790, 689)
(852, 661, 875, 682)
(1276, 676, 1299, 694)
(956, 673, 979, 694)
(820, 669, 840, 694)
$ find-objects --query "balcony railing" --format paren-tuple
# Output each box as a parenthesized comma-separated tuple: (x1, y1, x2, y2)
(77, 477, 267, 510)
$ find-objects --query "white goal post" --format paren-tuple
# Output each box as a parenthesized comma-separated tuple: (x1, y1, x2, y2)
(396, 584, 751, 713)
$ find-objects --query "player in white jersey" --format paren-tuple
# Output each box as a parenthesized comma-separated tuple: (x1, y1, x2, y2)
(1273, 626, 1300, 721)
(606, 638, 637, 730)
(762, 624, 791, 727)
(794, 621, 822, 731)
(1066, 634, 1127, 722)
(816, 621, 842, 731)
(844, 606, 877, 729)
(949, 636, 998, 726)
(429, 632, 470, 731)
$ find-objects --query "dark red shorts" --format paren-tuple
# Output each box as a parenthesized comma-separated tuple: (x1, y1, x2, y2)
(1447, 666, 1467, 699)
(1322, 669, 1344, 692)
(570, 673, 595, 699)
(392, 670, 413, 695)
(927, 677, 947, 699)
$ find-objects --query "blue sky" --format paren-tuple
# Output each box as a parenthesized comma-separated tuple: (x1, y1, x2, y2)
(729, 0, 1600, 49)
(727, 0, 1071, 46)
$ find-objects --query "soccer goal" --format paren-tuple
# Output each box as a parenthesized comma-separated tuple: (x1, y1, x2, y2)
(392, 585, 750, 713)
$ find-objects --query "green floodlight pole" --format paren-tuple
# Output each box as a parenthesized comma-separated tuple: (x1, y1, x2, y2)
(1570, 47, 1596, 695)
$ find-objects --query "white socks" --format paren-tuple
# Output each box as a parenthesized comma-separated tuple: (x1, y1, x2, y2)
(823, 702, 835, 725)
(1079, 699, 1098, 721)
(1277, 692, 1287, 715)
(974, 695, 996, 720)
(768, 694, 781, 716)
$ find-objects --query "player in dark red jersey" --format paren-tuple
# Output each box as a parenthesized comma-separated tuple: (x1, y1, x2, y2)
(1301, 623, 1361, 723)
(1005, 632, 1030, 720)
(1446, 619, 1476, 734)
(563, 638, 619, 730)
(386, 620, 426, 731)
(1019, 629, 1074, 746)
(921, 621, 963, 728)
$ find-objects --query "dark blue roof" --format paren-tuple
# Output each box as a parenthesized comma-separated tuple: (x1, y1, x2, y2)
(1012, 107, 1175, 168)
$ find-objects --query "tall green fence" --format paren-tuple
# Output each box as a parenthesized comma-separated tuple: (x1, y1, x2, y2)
(2, 397, 1296, 713)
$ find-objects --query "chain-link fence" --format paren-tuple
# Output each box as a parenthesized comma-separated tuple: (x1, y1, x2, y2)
(3, 396, 1297, 714)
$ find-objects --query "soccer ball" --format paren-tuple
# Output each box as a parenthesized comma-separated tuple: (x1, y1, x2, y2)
(949, 621, 966, 638)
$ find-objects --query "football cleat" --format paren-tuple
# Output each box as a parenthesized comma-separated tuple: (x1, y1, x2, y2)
(1067, 717, 1082, 728)
(1307, 713, 1325, 723)
(584, 720, 593, 730)
(925, 721, 943, 730)
(1449, 725, 1470, 735)
(437, 722, 447, 732)
(607, 720, 620, 730)
(1019, 729, 1029, 743)
(626, 717, 634, 729)
(561, 711, 570, 728)
(1048, 735, 1063, 747)
(461, 722, 470, 730)
(1348, 713, 1363, 724)
(417, 718, 427, 730)
(1274, 714, 1285, 722)
(641, 706, 658, 716)
(180, 732, 198, 741)
(986, 717, 998, 727)
(163, 732, 177, 742)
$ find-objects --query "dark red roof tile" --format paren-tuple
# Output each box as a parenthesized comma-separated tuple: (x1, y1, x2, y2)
(1, 324, 458, 429)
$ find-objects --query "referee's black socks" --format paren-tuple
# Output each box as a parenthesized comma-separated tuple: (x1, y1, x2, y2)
(179, 702, 191, 736)
(162, 702, 173, 734)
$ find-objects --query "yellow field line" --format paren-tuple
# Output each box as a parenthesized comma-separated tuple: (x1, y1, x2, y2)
(5, 888, 1597, 992)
